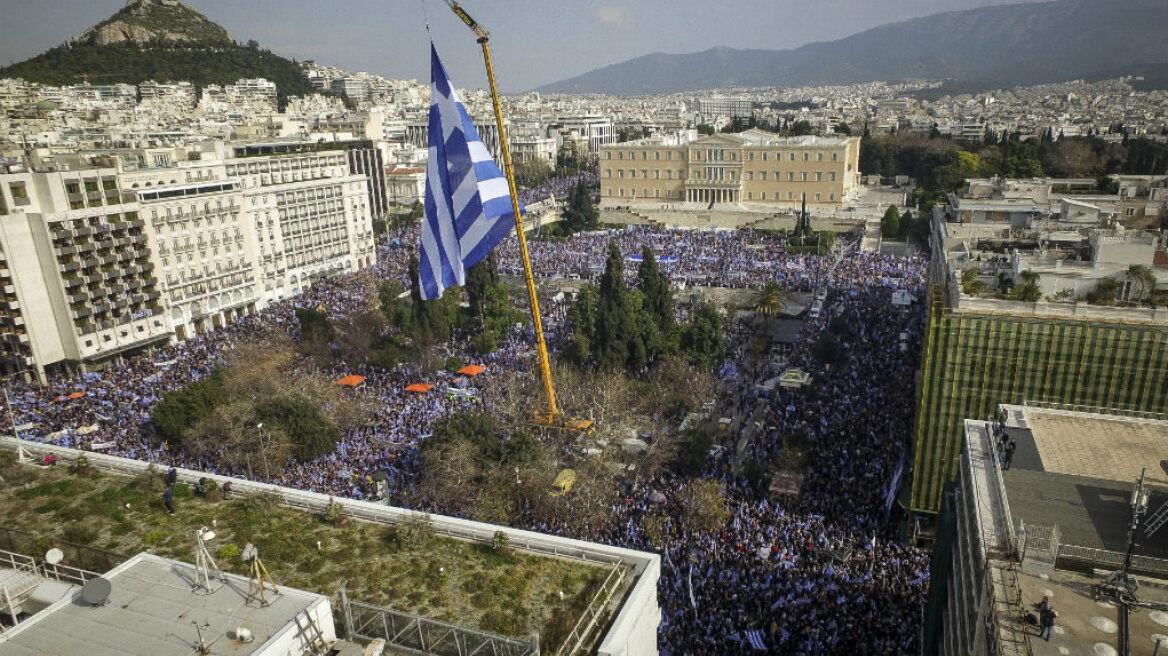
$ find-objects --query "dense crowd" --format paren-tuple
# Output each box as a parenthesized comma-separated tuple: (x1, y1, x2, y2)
(2, 218, 931, 654)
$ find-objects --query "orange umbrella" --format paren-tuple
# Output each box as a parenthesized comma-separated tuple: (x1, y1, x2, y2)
(457, 364, 485, 376)
(404, 383, 433, 393)
(68, 392, 85, 399)
(336, 375, 366, 387)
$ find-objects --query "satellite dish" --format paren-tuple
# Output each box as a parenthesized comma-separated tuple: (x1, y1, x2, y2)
(80, 577, 112, 606)
(45, 548, 64, 565)
(241, 543, 258, 562)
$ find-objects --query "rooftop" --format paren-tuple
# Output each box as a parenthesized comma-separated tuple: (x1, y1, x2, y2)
(0, 552, 331, 656)
(1000, 404, 1168, 558)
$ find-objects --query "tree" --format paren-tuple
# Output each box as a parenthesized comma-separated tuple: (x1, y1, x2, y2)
(561, 180, 598, 234)
(151, 367, 226, 446)
(681, 301, 725, 369)
(636, 247, 677, 351)
(295, 307, 333, 344)
(1126, 264, 1156, 302)
(752, 281, 787, 319)
(593, 243, 634, 370)
(255, 394, 341, 463)
(681, 480, 729, 534)
(513, 157, 551, 188)
(696, 123, 715, 136)
(790, 120, 815, 136)
(378, 280, 405, 327)
(881, 205, 901, 238)
(565, 284, 599, 366)
(675, 422, 714, 476)
(1086, 277, 1122, 305)
(1010, 270, 1042, 302)
(464, 253, 498, 330)
(407, 253, 451, 344)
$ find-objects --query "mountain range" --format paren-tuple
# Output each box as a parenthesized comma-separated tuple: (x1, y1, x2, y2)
(536, 0, 1168, 95)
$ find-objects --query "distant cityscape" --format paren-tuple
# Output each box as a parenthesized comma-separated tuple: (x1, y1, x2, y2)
(0, 2, 1166, 656)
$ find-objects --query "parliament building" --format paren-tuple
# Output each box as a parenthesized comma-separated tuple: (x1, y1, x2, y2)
(599, 130, 861, 207)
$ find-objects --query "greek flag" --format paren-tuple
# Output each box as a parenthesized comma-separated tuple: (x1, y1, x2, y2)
(884, 452, 905, 518)
(745, 629, 768, 651)
(420, 43, 522, 300)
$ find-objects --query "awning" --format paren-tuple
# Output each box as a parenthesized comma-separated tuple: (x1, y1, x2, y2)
(457, 364, 486, 377)
(68, 392, 85, 399)
(336, 375, 366, 387)
(404, 383, 433, 393)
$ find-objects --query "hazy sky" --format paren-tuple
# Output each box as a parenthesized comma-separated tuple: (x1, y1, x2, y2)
(0, 0, 1050, 92)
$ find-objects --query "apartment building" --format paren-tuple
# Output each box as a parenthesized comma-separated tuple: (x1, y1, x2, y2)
(122, 157, 260, 342)
(0, 166, 168, 382)
(600, 130, 861, 206)
(228, 142, 376, 302)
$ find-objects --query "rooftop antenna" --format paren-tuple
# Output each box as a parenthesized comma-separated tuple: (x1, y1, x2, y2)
(242, 543, 279, 606)
(79, 576, 112, 606)
(193, 526, 224, 593)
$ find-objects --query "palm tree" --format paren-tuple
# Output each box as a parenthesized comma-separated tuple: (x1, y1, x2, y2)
(753, 282, 787, 319)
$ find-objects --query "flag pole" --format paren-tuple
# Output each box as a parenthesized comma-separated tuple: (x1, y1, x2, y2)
(446, 2, 559, 424)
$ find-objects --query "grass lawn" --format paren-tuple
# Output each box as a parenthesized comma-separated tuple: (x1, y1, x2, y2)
(0, 457, 608, 648)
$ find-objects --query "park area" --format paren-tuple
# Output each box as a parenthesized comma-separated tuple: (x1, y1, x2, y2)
(0, 451, 610, 647)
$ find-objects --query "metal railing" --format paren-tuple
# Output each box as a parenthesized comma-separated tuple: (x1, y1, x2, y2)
(1056, 544, 1168, 577)
(340, 588, 538, 656)
(1022, 400, 1168, 422)
(556, 564, 627, 656)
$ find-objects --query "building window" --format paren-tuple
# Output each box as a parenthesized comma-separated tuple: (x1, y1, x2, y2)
(747, 172, 754, 181)
(747, 192, 753, 199)
(762, 152, 768, 161)
(748, 152, 754, 161)
(618, 188, 624, 196)
(803, 153, 809, 161)
(802, 172, 808, 182)
(604, 169, 611, 178)
(790, 153, 795, 161)
(816, 172, 822, 181)
(832, 153, 838, 161)
(829, 193, 835, 201)
(830, 172, 837, 182)
(815, 193, 821, 201)
(617, 170, 624, 178)
(760, 172, 767, 181)
(630, 170, 636, 179)
(817, 152, 823, 161)
(654, 152, 660, 160)
(761, 192, 767, 200)
(788, 172, 795, 181)
(606, 152, 611, 159)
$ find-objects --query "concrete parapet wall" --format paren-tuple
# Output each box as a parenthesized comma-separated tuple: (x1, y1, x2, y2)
(0, 436, 661, 656)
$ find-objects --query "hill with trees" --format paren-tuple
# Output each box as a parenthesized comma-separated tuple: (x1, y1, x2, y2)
(0, 0, 315, 105)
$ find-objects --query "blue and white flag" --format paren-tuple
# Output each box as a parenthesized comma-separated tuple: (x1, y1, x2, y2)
(420, 43, 522, 300)
(745, 629, 768, 651)
(884, 452, 906, 518)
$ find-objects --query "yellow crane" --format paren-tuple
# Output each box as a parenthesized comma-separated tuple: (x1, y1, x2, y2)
(443, 1, 561, 425)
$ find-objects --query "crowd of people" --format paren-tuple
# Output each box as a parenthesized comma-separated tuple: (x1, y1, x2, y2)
(497, 225, 837, 291)
(1, 209, 933, 654)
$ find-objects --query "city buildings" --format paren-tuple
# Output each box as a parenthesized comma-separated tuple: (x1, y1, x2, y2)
(0, 163, 168, 382)
(0, 140, 377, 382)
(910, 178, 1168, 518)
(599, 130, 860, 206)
